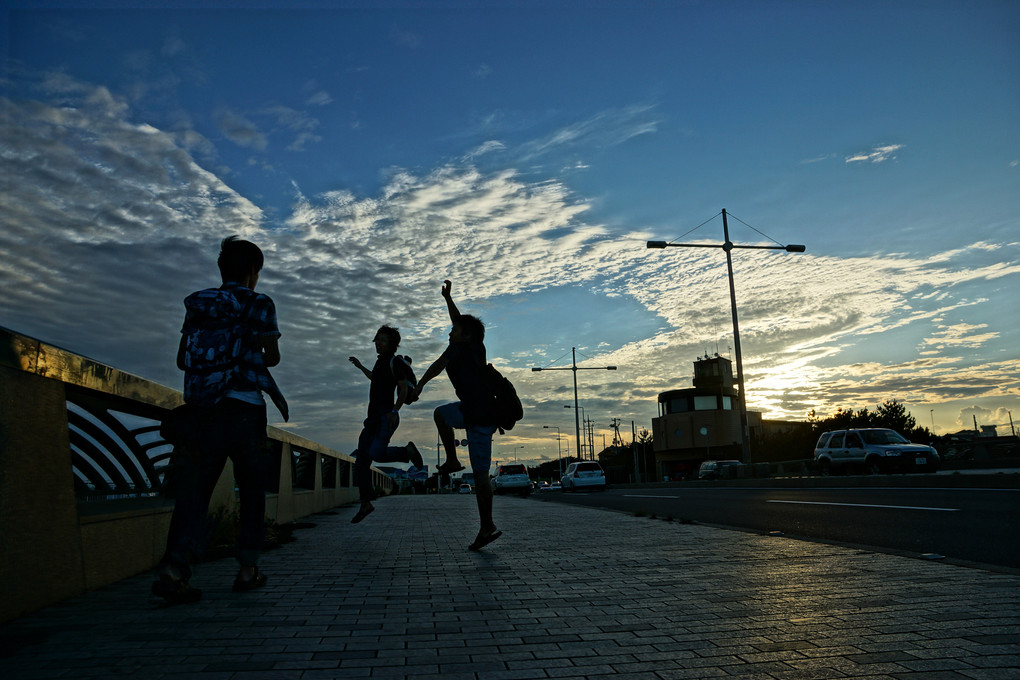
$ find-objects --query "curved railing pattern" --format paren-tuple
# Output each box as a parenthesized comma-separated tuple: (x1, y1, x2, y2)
(0, 325, 387, 623)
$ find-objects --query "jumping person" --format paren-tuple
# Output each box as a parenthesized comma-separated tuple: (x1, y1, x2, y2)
(415, 281, 501, 551)
(348, 325, 423, 524)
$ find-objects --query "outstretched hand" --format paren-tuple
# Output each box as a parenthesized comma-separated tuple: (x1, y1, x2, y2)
(348, 356, 361, 369)
(442, 279, 452, 298)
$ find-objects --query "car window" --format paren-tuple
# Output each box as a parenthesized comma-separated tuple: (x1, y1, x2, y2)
(499, 464, 527, 475)
(828, 432, 845, 448)
(815, 433, 831, 449)
(861, 429, 909, 445)
(577, 463, 603, 473)
(846, 433, 863, 448)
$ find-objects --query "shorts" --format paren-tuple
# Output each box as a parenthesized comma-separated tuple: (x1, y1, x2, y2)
(436, 402, 498, 475)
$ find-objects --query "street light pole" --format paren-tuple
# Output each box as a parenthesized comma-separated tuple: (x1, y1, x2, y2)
(563, 404, 586, 459)
(544, 425, 563, 479)
(533, 348, 616, 469)
(720, 209, 751, 465)
(565, 404, 587, 459)
(647, 209, 805, 464)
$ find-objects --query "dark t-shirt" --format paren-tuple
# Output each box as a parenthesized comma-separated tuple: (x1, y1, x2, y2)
(366, 351, 397, 421)
(442, 340, 494, 425)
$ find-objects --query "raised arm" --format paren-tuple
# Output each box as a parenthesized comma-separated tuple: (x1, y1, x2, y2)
(442, 279, 461, 323)
(348, 356, 373, 380)
(415, 355, 448, 397)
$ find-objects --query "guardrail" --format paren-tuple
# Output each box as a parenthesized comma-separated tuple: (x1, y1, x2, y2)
(0, 326, 390, 623)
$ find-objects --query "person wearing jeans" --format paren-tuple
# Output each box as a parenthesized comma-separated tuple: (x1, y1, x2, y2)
(415, 280, 502, 551)
(348, 325, 423, 523)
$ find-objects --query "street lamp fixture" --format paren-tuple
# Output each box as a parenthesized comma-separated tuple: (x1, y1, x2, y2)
(532, 348, 617, 467)
(646, 209, 805, 463)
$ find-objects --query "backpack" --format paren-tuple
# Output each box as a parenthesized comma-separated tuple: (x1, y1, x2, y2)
(390, 354, 419, 405)
(485, 363, 524, 434)
(180, 288, 255, 407)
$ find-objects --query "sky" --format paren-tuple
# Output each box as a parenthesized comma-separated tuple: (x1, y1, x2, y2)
(2, 0, 1018, 471)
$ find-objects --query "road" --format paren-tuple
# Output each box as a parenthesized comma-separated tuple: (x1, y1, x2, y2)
(532, 481, 1020, 570)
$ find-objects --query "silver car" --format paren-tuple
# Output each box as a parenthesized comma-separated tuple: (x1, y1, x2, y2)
(814, 428, 940, 475)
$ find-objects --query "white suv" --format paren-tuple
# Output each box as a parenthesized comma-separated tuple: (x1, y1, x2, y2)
(492, 464, 531, 496)
(560, 461, 607, 492)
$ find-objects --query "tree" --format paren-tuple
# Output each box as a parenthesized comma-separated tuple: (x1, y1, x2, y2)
(810, 400, 931, 442)
(875, 399, 917, 433)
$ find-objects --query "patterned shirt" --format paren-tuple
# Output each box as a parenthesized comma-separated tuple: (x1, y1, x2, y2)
(181, 282, 281, 408)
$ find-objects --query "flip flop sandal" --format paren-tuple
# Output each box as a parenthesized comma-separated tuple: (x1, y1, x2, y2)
(468, 530, 503, 551)
(151, 575, 202, 604)
(233, 567, 267, 592)
(350, 505, 375, 524)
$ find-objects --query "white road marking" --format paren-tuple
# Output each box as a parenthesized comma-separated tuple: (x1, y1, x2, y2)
(767, 500, 960, 511)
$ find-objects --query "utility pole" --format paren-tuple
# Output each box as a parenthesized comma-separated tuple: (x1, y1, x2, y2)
(631, 420, 639, 483)
(647, 209, 805, 464)
(532, 348, 616, 469)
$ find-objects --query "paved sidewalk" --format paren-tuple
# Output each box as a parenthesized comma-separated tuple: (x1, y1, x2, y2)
(2, 495, 1018, 679)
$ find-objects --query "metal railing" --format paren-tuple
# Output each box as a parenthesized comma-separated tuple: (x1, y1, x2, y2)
(0, 325, 387, 623)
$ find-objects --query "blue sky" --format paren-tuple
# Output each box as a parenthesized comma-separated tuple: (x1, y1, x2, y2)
(2, 1, 1018, 468)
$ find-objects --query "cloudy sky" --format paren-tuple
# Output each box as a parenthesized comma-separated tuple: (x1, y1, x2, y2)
(2, 1, 1018, 469)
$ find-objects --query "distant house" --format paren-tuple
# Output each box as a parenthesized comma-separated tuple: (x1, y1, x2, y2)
(651, 354, 762, 480)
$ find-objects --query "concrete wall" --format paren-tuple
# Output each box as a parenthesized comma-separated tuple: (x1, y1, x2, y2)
(0, 327, 389, 623)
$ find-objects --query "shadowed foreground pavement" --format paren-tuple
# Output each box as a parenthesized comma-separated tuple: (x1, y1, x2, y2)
(2, 494, 1018, 679)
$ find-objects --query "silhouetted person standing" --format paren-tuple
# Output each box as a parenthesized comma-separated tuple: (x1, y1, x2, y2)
(415, 280, 501, 551)
(348, 325, 423, 523)
(154, 236, 288, 604)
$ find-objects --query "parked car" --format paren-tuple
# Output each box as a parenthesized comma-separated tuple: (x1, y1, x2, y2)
(493, 463, 531, 496)
(458, 483, 472, 494)
(537, 481, 551, 492)
(697, 460, 742, 480)
(560, 461, 606, 492)
(814, 428, 940, 475)
(549, 481, 562, 492)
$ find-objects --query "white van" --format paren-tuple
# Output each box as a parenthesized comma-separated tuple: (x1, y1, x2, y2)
(560, 461, 606, 492)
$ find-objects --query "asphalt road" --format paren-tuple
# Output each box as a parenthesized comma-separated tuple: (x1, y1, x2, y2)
(532, 479, 1020, 570)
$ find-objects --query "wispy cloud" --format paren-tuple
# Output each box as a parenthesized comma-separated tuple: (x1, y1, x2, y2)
(215, 108, 267, 150)
(846, 143, 904, 164)
(801, 153, 836, 164)
(520, 105, 661, 160)
(462, 140, 505, 161)
(306, 91, 332, 106)
(263, 105, 322, 152)
(390, 26, 422, 49)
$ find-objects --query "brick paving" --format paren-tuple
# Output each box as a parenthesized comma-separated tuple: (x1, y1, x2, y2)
(2, 494, 1018, 679)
